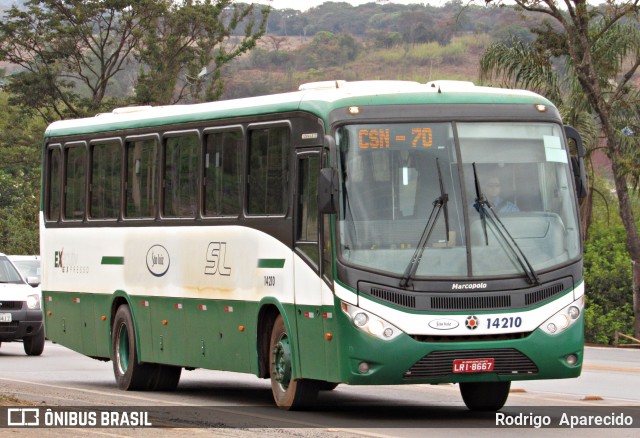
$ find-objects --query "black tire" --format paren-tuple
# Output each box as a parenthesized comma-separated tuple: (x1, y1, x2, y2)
(269, 314, 319, 410)
(23, 327, 45, 356)
(149, 364, 182, 391)
(112, 305, 156, 390)
(459, 381, 511, 411)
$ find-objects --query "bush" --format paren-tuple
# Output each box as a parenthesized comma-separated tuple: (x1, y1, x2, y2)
(584, 301, 634, 345)
(582, 177, 637, 345)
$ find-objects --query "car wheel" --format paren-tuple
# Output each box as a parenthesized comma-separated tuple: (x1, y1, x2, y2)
(23, 327, 45, 356)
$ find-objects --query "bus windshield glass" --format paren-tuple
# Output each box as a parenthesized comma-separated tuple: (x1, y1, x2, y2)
(335, 122, 580, 280)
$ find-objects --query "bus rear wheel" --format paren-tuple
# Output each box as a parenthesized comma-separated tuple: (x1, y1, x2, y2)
(269, 314, 319, 410)
(459, 381, 510, 411)
(112, 305, 156, 390)
(149, 364, 182, 391)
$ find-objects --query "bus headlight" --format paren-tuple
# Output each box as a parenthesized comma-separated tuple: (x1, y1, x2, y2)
(341, 302, 402, 341)
(540, 299, 582, 335)
(26, 294, 41, 310)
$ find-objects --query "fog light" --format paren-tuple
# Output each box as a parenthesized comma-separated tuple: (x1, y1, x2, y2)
(566, 354, 578, 366)
(383, 328, 394, 338)
(354, 312, 368, 327)
(358, 362, 370, 374)
(547, 323, 557, 333)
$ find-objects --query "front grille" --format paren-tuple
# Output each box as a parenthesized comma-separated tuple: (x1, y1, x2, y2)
(404, 348, 538, 379)
(370, 287, 416, 308)
(410, 332, 531, 343)
(0, 321, 19, 334)
(525, 283, 565, 305)
(431, 295, 510, 310)
(359, 278, 571, 311)
(0, 301, 22, 310)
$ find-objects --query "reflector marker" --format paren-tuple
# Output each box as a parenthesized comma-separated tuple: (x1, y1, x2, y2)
(141, 300, 150, 307)
(198, 304, 207, 311)
(73, 298, 80, 303)
(174, 303, 183, 309)
(224, 306, 234, 312)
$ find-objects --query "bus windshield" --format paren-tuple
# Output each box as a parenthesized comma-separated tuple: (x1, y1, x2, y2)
(335, 122, 581, 281)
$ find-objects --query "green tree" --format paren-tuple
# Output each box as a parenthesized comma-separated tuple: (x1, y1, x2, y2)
(482, 0, 640, 339)
(297, 31, 362, 70)
(0, 0, 159, 120)
(0, 93, 44, 255)
(135, 0, 269, 105)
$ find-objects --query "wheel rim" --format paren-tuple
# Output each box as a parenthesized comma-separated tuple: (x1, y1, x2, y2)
(116, 323, 129, 375)
(272, 334, 292, 390)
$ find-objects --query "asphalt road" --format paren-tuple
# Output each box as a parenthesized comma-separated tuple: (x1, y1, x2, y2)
(0, 341, 638, 437)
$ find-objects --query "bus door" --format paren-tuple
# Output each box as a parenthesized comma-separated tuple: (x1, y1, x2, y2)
(293, 149, 329, 380)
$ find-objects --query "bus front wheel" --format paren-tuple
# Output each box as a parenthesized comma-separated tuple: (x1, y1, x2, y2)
(112, 305, 155, 390)
(459, 381, 511, 411)
(269, 314, 319, 410)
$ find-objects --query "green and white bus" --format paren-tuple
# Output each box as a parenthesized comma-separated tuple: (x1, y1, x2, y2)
(41, 80, 586, 411)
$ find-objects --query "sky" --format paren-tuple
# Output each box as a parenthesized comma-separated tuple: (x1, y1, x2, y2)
(252, 1, 450, 11)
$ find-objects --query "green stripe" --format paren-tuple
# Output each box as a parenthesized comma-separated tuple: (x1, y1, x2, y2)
(101, 256, 125, 265)
(257, 259, 285, 268)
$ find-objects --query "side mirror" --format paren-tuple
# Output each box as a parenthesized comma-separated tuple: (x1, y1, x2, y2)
(318, 167, 338, 214)
(564, 125, 587, 200)
(26, 276, 41, 287)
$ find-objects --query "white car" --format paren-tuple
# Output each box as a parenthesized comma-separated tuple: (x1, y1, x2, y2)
(8, 255, 41, 286)
(0, 253, 44, 355)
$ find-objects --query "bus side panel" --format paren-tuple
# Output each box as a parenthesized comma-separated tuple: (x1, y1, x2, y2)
(43, 291, 80, 353)
(149, 297, 186, 366)
(132, 295, 253, 372)
(92, 294, 112, 358)
(43, 291, 110, 359)
(185, 297, 222, 369)
(215, 300, 251, 372)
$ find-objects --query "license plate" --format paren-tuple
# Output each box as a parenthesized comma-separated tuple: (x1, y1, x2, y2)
(0, 313, 12, 323)
(453, 358, 495, 373)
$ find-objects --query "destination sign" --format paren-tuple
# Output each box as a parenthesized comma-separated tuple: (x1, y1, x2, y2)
(358, 127, 433, 149)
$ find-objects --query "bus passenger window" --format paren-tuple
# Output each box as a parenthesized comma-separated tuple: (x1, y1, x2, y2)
(247, 126, 290, 215)
(125, 139, 157, 219)
(163, 134, 199, 218)
(90, 142, 122, 219)
(64, 145, 86, 220)
(47, 147, 62, 221)
(204, 131, 242, 216)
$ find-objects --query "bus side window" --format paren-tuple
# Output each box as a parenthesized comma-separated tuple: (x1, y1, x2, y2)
(247, 126, 290, 215)
(90, 141, 122, 220)
(163, 133, 200, 218)
(47, 146, 62, 221)
(125, 139, 158, 219)
(64, 144, 87, 220)
(204, 130, 242, 216)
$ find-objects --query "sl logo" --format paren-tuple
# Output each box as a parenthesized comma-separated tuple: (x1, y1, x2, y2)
(205, 242, 231, 276)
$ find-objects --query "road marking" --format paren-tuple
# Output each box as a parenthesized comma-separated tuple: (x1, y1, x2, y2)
(583, 364, 640, 373)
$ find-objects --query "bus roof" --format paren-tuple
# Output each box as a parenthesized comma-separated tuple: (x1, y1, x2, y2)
(44, 80, 555, 138)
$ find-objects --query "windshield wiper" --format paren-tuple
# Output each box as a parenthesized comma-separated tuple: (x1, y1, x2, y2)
(471, 163, 540, 285)
(400, 159, 449, 289)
